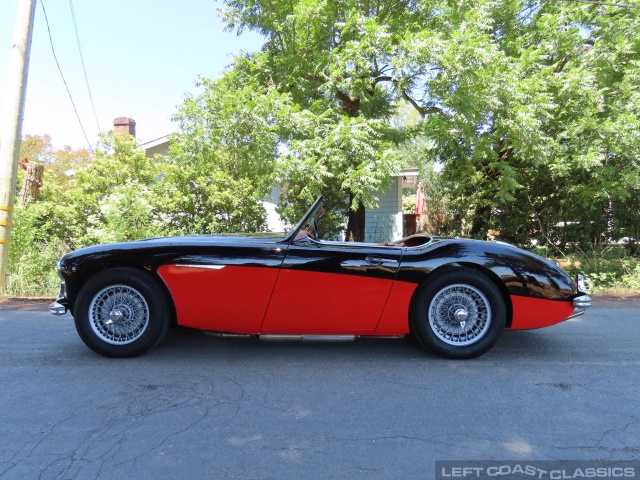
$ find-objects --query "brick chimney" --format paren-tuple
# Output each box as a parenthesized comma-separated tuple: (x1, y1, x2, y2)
(113, 117, 136, 137)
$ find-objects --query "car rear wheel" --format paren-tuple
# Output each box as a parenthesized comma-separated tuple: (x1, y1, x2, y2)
(411, 268, 506, 359)
(74, 268, 171, 357)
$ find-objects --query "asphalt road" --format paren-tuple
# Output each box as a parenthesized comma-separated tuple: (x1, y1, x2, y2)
(1, 299, 639, 480)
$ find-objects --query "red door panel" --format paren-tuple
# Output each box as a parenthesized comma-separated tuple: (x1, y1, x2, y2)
(261, 270, 395, 334)
(375, 280, 417, 335)
(158, 264, 279, 333)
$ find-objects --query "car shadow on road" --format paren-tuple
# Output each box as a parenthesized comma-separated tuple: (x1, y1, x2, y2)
(144, 326, 585, 365)
(154, 328, 430, 361)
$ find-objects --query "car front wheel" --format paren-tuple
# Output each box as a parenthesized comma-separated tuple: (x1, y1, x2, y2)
(74, 268, 171, 357)
(411, 268, 506, 359)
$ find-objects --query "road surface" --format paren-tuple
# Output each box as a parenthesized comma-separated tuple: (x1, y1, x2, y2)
(1, 298, 639, 479)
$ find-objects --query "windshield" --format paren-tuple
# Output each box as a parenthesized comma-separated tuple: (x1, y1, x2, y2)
(284, 196, 324, 244)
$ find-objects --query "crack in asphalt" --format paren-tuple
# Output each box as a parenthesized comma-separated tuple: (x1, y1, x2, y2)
(2, 378, 247, 479)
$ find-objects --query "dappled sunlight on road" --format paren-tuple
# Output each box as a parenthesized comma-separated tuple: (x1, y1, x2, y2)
(504, 438, 534, 455)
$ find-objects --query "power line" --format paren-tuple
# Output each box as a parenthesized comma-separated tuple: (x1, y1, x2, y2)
(69, 0, 101, 133)
(40, 0, 94, 152)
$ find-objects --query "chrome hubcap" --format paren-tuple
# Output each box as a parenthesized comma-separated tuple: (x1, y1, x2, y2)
(453, 308, 469, 325)
(89, 285, 149, 345)
(107, 308, 126, 325)
(428, 284, 491, 346)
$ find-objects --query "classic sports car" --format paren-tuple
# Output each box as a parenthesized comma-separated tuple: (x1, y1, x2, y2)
(51, 196, 591, 359)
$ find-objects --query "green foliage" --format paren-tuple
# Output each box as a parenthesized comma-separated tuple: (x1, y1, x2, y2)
(171, 73, 290, 198)
(431, 2, 640, 245)
(217, 0, 639, 243)
(529, 245, 640, 292)
(564, 258, 640, 291)
(86, 180, 161, 244)
(403, 195, 416, 214)
(6, 125, 275, 295)
(162, 72, 292, 234)
(37, 132, 163, 248)
(5, 204, 68, 296)
(219, 0, 421, 239)
(151, 166, 268, 234)
(6, 134, 162, 295)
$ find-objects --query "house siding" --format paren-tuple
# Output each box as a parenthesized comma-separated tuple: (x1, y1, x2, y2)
(364, 177, 403, 243)
(263, 186, 286, 233)
(144, 142, 170, 158)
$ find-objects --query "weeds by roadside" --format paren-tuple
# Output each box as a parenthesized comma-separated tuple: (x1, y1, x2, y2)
(530, 244, 640, 293)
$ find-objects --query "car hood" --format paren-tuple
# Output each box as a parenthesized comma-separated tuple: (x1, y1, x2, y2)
(59, 234, 288, 262)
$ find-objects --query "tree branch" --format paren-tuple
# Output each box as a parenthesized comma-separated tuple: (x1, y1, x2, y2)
(267, 0, 287, 52)
(335, 90, 360, 117)
(555, 57, 570, 73)
(559, 0, 640, 8)
(306, 72, 327, 86)
(402, 91, 449, 119)
(373, 75, 393, 85)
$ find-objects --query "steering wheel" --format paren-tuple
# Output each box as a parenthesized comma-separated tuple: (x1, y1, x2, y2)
(310, 218, 319, 240)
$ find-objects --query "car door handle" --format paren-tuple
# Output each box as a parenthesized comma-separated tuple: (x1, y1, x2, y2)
(365, 256, 398, 265)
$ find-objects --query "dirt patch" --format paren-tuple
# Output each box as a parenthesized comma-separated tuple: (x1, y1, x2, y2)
(0, 297, 55, 311)
(592, 293, 640, 304)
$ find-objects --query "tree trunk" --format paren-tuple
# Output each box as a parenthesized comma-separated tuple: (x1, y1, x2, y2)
(19, 163, 44, 204)
(416, 212, 434, 234)
(459, 216, 467, 237)
(345, 195, 366, 242)
(470, 205, 490, 238)
(605, 199, 614, 240)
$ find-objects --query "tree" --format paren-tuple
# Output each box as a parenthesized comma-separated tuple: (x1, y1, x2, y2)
(19, 134, 55, 163)
(16, 132, 161, 248)
(12, 137, 91, 243)
(384, 0, 640, 245)
(217, 0, 639, 244)
(46, 145, 92, 184)
(165, 71, 292, 234)
(219, 0, 425, 240)
(8, 136, 93, 295)
(18, 163, 44, 204)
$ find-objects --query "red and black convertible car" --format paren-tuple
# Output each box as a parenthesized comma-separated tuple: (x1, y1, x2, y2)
(51, 196, 591, 359)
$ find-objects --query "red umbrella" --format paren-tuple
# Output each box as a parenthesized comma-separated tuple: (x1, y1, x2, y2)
(415, 182, 426, 216)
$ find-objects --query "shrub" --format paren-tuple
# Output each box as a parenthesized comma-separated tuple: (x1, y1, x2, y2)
(5, 205, 68, 297)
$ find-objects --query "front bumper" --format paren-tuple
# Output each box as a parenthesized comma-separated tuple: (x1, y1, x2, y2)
(568, 273, 592, 319)
(50, 282, 69, 316)
(567, 294, 592, 320)
(573, 294, 592, 308)
(573, 273, 592, 308)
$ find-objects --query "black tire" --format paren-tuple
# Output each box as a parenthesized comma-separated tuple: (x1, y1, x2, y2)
(410, 268, 506, 359)
(74, 267, 171, 358)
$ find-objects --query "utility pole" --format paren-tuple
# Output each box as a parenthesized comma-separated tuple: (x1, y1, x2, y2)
(0, 0, 37, 289)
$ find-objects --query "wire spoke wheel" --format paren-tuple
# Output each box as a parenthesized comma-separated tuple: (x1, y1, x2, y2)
(428, 284, 491, 346)
(89, 285, 150, 345)
(410, 269, 506, 359)
(75, 268, 171, 357)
